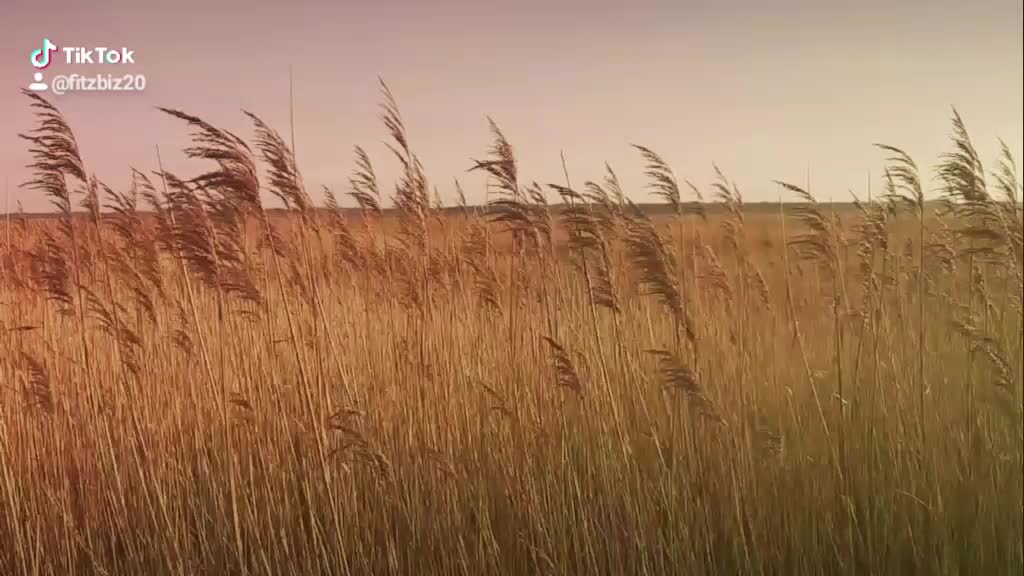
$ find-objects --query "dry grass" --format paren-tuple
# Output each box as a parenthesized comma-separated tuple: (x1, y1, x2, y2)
(0, 87, 1021, 575)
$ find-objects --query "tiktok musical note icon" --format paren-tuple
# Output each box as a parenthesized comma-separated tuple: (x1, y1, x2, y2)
(31, 38, 58, 69)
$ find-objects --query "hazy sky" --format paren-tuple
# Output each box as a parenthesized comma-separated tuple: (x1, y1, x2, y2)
(1, 0, 1022, 212)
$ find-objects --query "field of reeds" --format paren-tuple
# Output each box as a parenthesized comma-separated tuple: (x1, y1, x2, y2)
(0, 85, 1021, 575)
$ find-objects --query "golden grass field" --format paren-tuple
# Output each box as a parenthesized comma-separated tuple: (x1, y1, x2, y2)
(0, 88, 1021, 575)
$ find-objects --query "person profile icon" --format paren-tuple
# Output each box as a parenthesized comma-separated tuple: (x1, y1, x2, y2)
(29, 72, 48, 92)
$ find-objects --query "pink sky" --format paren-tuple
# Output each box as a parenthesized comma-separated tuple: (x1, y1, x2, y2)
(1, 0, 1022, 212)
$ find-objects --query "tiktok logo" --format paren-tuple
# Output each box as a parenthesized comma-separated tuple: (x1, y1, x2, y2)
(31, 38, 58, 69)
